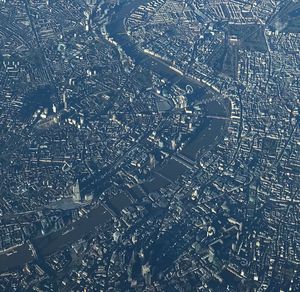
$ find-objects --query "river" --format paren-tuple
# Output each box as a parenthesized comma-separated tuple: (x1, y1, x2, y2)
(0, 0, 231, 272)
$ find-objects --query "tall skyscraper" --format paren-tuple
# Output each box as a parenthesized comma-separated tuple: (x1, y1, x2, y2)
(72, 180, 81, 202)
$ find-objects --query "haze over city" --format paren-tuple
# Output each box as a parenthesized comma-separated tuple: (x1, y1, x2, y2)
(0, 0, 299, 291)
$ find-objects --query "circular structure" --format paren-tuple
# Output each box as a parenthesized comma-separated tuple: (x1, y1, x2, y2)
(186, 84, 194, 94)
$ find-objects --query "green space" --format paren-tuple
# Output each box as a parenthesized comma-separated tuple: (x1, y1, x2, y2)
(228, 24, 268, 53)
(269, 1, 300, 33)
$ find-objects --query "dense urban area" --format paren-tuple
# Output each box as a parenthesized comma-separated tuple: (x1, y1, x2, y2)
(0, 0, 299, 291)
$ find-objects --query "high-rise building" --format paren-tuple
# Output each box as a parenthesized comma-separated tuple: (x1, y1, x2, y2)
(72, 180, 81, 202)
(62, 91, 67, 111)
(149, 154, 156, 169)
(86, 0, 96, 5)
